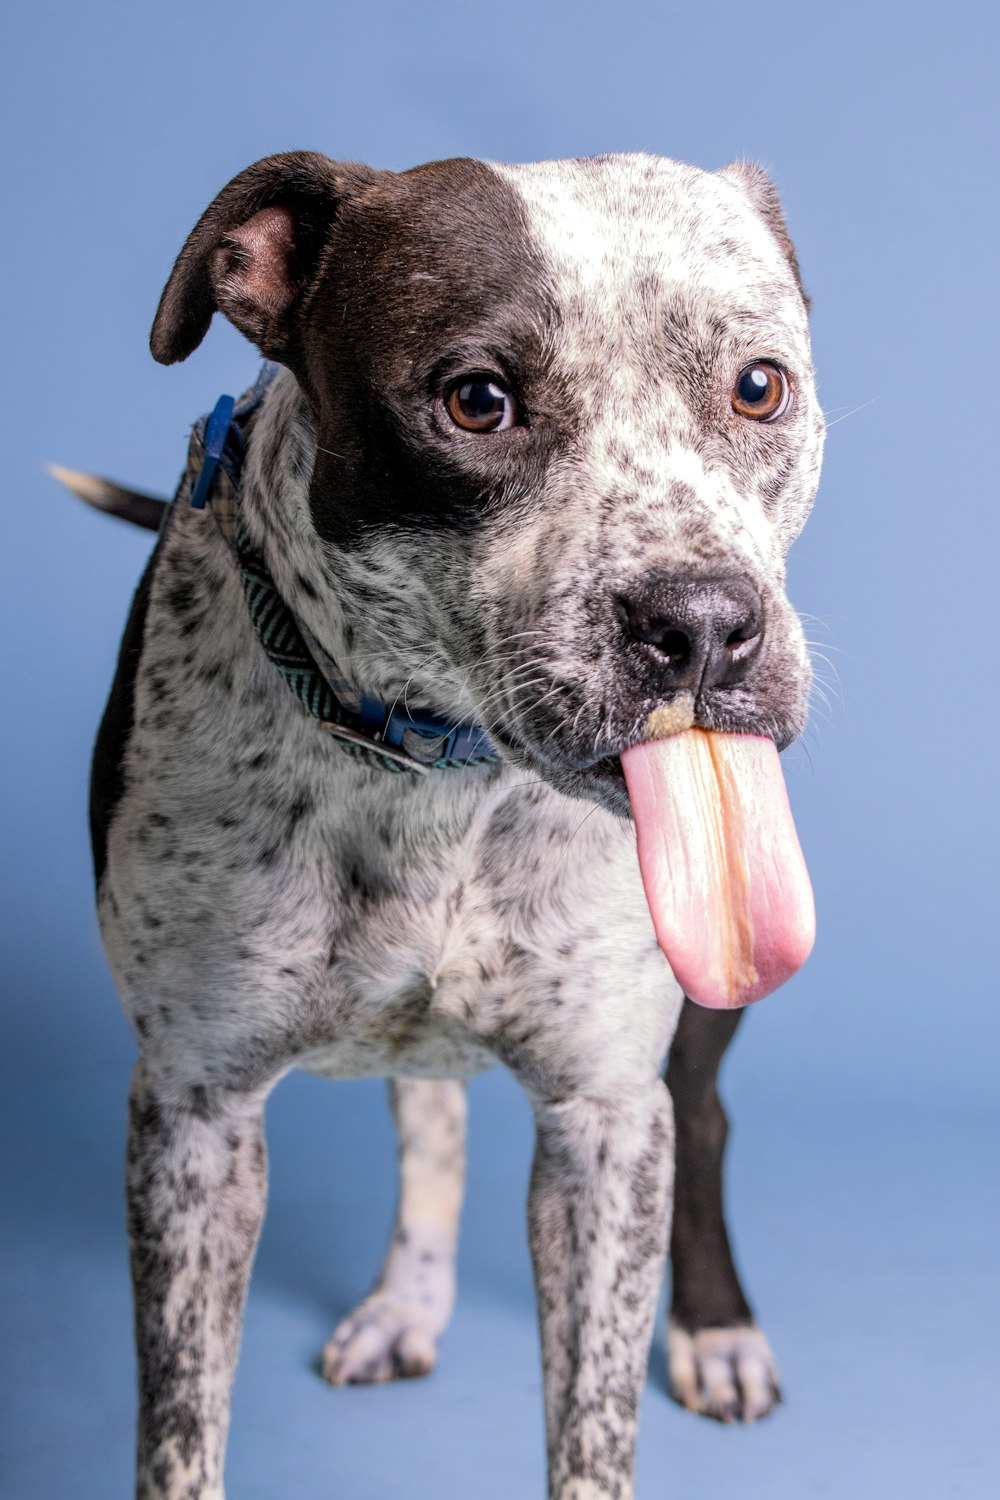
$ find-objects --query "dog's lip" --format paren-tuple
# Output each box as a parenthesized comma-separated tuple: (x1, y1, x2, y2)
(564, 708, 789, 777)
(493, 689, 798, 790)
(573, 753, 628, 791)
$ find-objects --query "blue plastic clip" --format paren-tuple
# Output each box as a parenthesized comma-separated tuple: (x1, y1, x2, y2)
(189, 393, 235, 510)
(355, 692, 497, 763)
(359, 695, 389, 733)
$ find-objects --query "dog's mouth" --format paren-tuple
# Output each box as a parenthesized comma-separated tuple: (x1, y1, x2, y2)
(479, 574, 811, 791)
(491, 686, 814, 1013)
(494, 686, 802, 813)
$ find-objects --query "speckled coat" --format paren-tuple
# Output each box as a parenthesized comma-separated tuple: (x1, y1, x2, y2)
(94, 150, 824, 1500)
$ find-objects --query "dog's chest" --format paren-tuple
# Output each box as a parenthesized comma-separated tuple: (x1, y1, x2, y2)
(294, 775, 651, 1082)
(109, 710, 663, 1089)
(106, 511, 675, 1094)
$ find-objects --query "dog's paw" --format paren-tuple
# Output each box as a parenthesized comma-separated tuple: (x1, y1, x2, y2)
(322, 1294, 438, 1386)
(667, 1322, 781, 1423)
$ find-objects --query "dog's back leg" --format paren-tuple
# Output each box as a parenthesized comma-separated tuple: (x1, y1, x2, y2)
(322, 1079, 466, 1385)
(127, 1061, 268, 1500)
(665, 999, 781, 1422)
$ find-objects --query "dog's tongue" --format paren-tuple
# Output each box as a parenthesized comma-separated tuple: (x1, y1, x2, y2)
(621, 728, 814, 1008)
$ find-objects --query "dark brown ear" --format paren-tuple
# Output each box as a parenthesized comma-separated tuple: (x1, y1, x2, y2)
(716, 161, 810, 310)
(150, 151, 381, 365)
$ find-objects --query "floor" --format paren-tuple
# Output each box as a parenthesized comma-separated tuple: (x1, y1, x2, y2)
(2, 1052, 996, 1500)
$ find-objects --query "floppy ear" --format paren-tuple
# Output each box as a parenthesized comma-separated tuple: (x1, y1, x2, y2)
(150, 151, 381, 365)
(716, 161, 810, 310)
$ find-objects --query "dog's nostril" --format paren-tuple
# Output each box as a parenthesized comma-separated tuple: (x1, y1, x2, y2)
(726, 623, 755, 644)
(658, 629, 691, 662)
(619, 608, 692, 662)
(724, 622, 762, 662)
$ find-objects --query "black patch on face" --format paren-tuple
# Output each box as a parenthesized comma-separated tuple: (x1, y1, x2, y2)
(294, 159, 578, 544)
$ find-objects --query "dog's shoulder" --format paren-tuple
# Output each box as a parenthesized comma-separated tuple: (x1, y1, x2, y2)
(89, 401, 269, 892)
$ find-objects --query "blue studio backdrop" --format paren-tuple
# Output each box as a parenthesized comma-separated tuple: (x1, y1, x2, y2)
(2, 3, 997, 1497)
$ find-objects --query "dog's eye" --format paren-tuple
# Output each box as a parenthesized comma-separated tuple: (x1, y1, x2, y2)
(445, 377, 517, 433)
(732, 362, 791, 422)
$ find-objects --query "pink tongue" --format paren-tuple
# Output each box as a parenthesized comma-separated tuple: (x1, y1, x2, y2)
(621, 729, 814, 1008)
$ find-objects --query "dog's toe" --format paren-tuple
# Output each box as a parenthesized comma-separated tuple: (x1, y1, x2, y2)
(667, 1322, 781, 1424)
(322, 1294, 438, 1386)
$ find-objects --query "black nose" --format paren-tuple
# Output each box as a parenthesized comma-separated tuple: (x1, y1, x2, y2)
(615, 574, 764, 691)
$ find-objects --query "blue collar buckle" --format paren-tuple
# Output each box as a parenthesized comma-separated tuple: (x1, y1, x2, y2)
(189, 393, 237, 510)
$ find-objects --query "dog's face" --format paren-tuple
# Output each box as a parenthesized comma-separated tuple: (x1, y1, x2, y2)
(153, 151, 823, 814)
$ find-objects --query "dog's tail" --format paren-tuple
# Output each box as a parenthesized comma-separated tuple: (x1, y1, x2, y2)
(47, 464, 167, 532)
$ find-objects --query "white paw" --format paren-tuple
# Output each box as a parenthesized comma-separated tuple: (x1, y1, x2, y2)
(667, 1322, 781, 1423)
(322, 1293, 438, 1386)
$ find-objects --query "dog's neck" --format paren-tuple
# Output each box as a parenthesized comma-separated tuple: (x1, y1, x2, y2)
(231, 368, 495, 767)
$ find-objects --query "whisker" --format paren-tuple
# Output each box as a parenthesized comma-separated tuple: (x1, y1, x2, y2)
(473, 673, 549, 721)
(823, 396, 880, 430)
(791, 737, 816, 775)
(540, 697, 588, 751)
(552, 804, 603, 875)
(801, 636, 845, 656)
(434, 672, 549, 744)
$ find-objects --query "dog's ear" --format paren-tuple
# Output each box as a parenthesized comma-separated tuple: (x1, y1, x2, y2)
(716, 162, 810, 310)
(150, 152, 381, 365)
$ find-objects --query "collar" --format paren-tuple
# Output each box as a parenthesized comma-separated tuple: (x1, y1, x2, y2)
(187, 364, 500, 776)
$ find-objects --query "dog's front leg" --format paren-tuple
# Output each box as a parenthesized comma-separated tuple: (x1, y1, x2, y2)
(127, 1060, 267, 1500)
(529, 1080, 674, 1500)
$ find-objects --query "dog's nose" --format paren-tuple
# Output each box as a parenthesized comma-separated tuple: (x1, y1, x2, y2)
(615, 575, 764, 690)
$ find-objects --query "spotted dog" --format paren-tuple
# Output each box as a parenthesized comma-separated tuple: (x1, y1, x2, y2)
(91, 150, 823, 1500)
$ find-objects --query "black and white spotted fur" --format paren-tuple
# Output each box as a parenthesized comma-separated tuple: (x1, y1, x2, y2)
(94, 150, 823, 1499)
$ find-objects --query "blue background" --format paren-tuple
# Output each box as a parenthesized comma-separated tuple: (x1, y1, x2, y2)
(2, 2, 997, 1496)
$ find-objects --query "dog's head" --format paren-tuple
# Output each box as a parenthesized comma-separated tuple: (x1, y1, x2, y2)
(152, 151, 823, 813)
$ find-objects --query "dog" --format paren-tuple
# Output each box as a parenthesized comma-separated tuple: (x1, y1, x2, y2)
(83, 149, 823, 1499)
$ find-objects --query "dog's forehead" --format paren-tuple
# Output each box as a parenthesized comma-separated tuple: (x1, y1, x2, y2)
(361, 153, 808, 375)
(491, 154, 789, 305)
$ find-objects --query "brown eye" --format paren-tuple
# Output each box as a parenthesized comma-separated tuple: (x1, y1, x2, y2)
(445, 377, 517, 432)
(732, 362, 791, 421)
